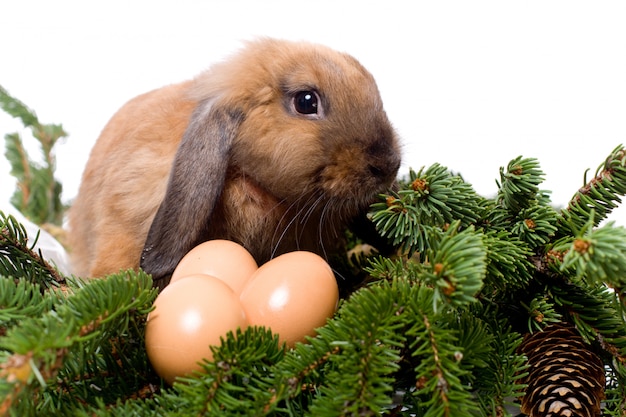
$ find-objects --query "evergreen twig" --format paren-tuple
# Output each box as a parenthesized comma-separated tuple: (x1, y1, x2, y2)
(0, 85, 67, 226)
(0, 272, 156, 416)
(558, 144, 626, 235)
(0, 211, 65, 289)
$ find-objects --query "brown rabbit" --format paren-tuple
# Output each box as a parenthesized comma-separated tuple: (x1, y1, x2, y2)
(67, 38, 401, 289)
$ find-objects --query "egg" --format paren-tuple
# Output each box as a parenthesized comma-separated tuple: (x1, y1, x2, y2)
(171, 240, 258, 294)
(239, 251, 339, 347)
(145, 274, 248, 385)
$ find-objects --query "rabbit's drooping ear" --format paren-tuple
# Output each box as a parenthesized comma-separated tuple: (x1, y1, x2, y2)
(140, 100, 244, 289)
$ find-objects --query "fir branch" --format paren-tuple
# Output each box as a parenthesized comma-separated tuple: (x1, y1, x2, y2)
(1, 85, 67, 226)
(364, 255, 424, 284)
(3, 133, 31, 210)
(549, 280, 626, 363)
(406, 284, 479, 417)
(262, 335, 339, 415)
(480, 230, 534, 295)
(0, 271, 156, 415)
(365, 224, 487, 310)
(370, 164, 484, 256)
(496, 156, 545, 214)
(558, 144, 626, 235)
(407, 164, 484, 228)
(167, 326, 285, 415)
(0, 278, 53, 336)
(448, 311, 494, 380)
(509, 204, 558, 249)
(369, 193, 434, 256)
(0, 211, 65, 289)
(305, 280, 406, 416)
(519, 294, 562, 333)
(458, 303, 527, 416)
(424, 224, 487, 308)
(557, 218, 626, 295)
(474, 321, 527, 416)
(603, 362, 626, 417)
(0, 86, 39, 128)
(488, 156, 557, 250)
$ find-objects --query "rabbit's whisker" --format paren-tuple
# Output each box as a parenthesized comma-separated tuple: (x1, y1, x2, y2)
(299, 193, 324, 227)
(317, 200, 333, 262)
(295, 193, 325, 247)
(269, 193, 313, 258)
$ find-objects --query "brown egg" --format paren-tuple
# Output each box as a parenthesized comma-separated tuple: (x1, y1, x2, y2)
(171, 240, 258, 294)
(145, 274, 248, 385)
(239, 251, 339, 347)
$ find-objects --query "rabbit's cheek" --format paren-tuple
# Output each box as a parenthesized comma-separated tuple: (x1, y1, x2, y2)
(319, 146, 368, 193)
(238, 176, 282, 211)
(221, 167, 281, 210)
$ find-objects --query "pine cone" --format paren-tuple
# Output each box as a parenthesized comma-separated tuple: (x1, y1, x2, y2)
(517, 323, 605, 417)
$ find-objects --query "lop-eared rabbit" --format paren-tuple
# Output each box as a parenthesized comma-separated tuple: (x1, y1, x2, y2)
(68, 38, 401, 289)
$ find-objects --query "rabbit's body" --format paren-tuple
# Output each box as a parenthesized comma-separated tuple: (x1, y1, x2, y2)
(68, 38, 401, 289)
(69, 82, 194, 277)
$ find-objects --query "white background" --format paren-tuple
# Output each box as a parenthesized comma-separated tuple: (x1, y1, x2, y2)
(2, 1, 626, 224)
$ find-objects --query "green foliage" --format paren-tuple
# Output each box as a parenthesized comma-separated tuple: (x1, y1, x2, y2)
(468, 310, 527, 415)
(549, 280, 626, 356)
(558, 145, 626, 235)
(423, 223, 487, 307)
(480, 230, 534, 294)
(370, 164, 484, 257)
(365, 146, 626, 415)
(519, 293, 562, 333)
(3, 130, 626, 413)
(604, 363, 626, 416)
(0, 267, 157, 417)
(0, 211, 65, 289)
(0, 278, 53, 330)
(557, 217, 626, 293)
(0, 85, 67, 225)
(496, 156, 545, 213)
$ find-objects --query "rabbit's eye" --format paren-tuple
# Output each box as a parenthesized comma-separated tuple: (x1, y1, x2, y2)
(293, 90, 319, 115)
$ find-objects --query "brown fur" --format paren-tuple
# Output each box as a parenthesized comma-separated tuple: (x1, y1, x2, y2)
(67, 38, 401, 289)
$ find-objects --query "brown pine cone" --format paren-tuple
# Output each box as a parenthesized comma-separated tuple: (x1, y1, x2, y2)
(517, 323, 605, 417)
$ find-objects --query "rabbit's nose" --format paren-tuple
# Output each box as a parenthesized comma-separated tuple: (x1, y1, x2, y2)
(367, 143, 401, 180)
(367, 162, 399, 190)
